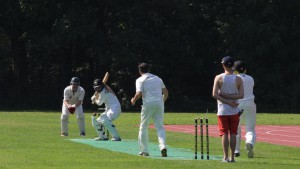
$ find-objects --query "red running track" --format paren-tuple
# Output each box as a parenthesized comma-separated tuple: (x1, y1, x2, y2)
(150, 125, 300, 147)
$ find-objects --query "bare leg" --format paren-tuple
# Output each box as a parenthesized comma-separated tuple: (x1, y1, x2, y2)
(230, 134, 237, 161)
(222, 134, 229, 161)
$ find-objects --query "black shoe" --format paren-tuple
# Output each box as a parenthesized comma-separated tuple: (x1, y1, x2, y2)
(161, 148, 167, 157)
(80, 132, 86, 136)
(229, 159, 236, 162)
(238, 109, 244, 116)
(234, 153, 240, 157)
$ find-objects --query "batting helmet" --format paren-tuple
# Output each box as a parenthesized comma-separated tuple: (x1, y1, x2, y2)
(93, 79, 104, 91)
(70, 77, 80, 85)
(93, 79, 103, 87)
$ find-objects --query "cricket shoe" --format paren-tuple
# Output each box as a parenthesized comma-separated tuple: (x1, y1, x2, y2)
(238, 109, 244, 116)
(229, 159, 236, 162)
(111, 137, 122, 141)
(138, 152, 149, 156)
(94, 137, 109, 141)
(246, 143, 254, 158)
(221, 159, 229, 163)
(234, 153, 240, 157)
(61, 133, 68, 137)
(161, 148, 167, 157)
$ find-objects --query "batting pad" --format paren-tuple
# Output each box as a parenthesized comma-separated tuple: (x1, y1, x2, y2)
(69, 139, 221, 160)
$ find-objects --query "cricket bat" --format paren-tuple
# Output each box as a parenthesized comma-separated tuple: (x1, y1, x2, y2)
(102, 72, 109, 84)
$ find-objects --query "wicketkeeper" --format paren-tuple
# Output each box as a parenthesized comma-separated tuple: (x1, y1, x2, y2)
(61, 77, 86, 137)
(91, 79, 122, 141)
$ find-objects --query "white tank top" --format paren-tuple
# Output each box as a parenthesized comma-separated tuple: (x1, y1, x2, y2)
(217, 73, 240, 116)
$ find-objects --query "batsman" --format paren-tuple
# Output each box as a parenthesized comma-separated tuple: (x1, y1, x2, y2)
(91, 73, 122, 141)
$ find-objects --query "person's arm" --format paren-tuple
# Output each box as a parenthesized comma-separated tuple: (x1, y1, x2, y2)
(104, 85, 115, 94)
(219, 76, 244, 100)
(75, 88, 85, 107)
(212, 75, 239, 107)
(94, 91, 106, 106)
(91, 92, 99, 104)
(63, 88, 71, 108)
(236, 76, 244, 99)
(75, 100, 82, 107)
(162, 88, 168, 102)
(63, 100, 71, 108)
(131, 91, 142, 105)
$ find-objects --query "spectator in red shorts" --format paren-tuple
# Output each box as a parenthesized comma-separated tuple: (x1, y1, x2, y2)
(212, 56, 244, 162)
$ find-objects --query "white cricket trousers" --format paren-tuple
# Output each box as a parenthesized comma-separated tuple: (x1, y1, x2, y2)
(235, 100, 256, 153)
(138, 100, 167, 153)
(61, 105, 85, 135)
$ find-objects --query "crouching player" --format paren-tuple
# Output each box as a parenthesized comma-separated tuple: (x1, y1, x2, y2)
(91, 79, 122, 141)
(61, 77, 86, 137)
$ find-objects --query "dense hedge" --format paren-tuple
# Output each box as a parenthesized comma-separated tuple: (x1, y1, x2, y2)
(0, 0, 299, 113)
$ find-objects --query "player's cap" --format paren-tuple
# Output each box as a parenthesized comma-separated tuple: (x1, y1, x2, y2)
(70, 77, 80, 85)
(221, 56, 234, 67)
(233, 61, 246, 73)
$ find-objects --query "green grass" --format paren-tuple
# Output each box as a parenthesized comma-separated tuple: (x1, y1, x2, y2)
(0, 111, 299, 169)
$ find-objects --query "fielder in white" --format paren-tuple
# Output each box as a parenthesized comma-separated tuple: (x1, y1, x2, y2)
(131, 63, 169, 157)
(61, 77, 86, 136)
(91, 79, 122, 141)
(233, 61, 256, 158)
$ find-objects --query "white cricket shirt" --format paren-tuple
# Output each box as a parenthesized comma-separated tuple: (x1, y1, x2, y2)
(136, 73, 165, 104)
(238, 73, 255, 102)
(63, 86, 85, 105)
(92, 88, 121, 109)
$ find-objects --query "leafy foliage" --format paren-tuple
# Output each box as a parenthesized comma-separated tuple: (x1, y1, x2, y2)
(0, 0, 299, 112)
